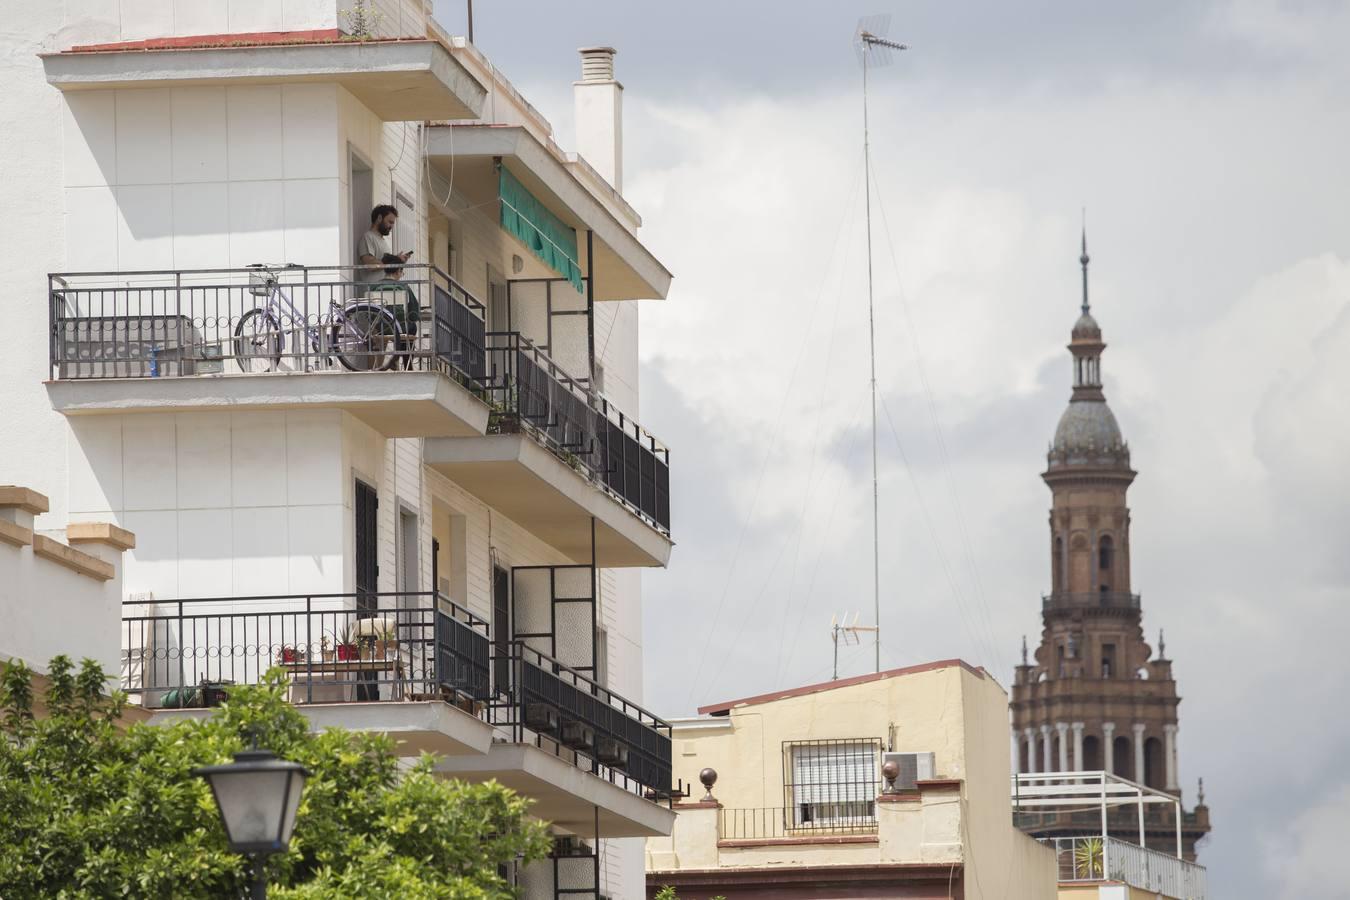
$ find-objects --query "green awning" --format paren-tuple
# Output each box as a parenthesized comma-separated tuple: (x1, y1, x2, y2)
(498, 164, 584, 293)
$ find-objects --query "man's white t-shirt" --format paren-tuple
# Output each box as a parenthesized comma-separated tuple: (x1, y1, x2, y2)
(356, 229, 391, 283)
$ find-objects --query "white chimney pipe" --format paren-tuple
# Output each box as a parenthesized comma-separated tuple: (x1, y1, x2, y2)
(574, 46, 623, 192)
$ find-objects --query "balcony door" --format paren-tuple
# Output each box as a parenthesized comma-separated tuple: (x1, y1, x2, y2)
(349, 149, 373, 267)
(355, 479, 378, 614)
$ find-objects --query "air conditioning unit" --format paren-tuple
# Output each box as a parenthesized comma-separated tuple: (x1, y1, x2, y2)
(883, 751, 935, 790)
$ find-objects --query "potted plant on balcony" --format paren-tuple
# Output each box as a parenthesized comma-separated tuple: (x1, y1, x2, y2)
(276, 644, 306, 664)
(327, 624, 361, 662)
(1074, 836, 1104, 879)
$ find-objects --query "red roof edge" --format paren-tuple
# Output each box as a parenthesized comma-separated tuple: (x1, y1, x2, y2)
(65, 29, 363, 53)
(697, 658, 985, 716)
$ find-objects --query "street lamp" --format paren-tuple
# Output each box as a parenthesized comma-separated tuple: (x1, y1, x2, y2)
(195, 748, 310, 900)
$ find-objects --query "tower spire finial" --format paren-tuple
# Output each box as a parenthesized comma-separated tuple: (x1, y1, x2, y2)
(1079, 209, 1090, 315)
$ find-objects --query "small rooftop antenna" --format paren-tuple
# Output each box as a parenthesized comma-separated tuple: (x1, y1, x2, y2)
(854, 16, 907, 673)
(831, 612, 880, 680)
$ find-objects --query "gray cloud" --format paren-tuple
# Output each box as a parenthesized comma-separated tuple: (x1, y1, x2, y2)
(435, 2, 1350, 896)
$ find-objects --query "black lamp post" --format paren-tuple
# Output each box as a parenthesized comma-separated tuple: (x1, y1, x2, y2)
(194, 748, 310, 900)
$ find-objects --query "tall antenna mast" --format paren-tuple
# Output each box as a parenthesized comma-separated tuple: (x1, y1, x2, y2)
(855, 16, 907, 673)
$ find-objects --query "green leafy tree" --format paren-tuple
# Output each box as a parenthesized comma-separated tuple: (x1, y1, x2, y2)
(0, 656, 552, 899)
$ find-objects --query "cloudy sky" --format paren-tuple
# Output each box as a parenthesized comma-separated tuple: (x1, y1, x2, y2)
(435, 2, 1349, 896)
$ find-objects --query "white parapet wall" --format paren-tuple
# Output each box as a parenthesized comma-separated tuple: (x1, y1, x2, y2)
(0, 486, 132, 676)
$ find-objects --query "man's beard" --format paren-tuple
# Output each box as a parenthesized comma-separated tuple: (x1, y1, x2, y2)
(377, 225, 392, 236)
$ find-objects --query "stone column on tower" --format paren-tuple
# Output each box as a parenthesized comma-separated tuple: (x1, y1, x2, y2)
(1025, 727, 1038, 773)
(1164, 724, 1179, 791)
(1103, 722, 1116, 772)
(1132, 723, 1147, 784)
(1072, 722, 1085, 770)
(1041, 724, 1053, 773)
(1056, 722, 1069, 772)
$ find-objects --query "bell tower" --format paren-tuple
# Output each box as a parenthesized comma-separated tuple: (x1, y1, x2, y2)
(1010, 231, 1211, 859)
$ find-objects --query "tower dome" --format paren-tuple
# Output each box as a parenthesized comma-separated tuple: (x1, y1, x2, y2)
(1050, 399, 1129, 468)
(1046, 228, 1131, 473)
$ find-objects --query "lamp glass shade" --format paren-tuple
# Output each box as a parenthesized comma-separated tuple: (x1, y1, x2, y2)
(197, 750, 309, 855)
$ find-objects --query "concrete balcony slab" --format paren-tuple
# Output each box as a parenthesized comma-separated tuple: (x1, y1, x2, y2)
(426, 125, 671, 301)
(47, 370, 490, 439)
(43, 37, 485, 122)
(433, 743, 676, 838)
(146, 699, 494, 757)
(423, 434, 672, 567)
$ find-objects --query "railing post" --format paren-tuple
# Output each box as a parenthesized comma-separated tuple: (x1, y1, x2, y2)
(305, 596, 314, 704)
(431, 593, 443, 697)
(176, 600, 185, 692)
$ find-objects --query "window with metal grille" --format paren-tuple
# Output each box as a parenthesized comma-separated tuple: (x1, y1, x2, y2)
(783, 738, 881, 827)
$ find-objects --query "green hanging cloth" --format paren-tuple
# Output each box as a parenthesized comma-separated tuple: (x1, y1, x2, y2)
(498, 165, 584, 293)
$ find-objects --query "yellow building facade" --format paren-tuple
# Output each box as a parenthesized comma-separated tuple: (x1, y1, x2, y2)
(645, 659, 1057, 899)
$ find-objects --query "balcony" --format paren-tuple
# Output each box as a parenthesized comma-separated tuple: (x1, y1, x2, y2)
(718, 806, 879, 842)
(1044, 835, 1207, 899)
(47, 264, 491, 438)
(42, 34, 485, 122)
(120, 594, 675, 836)
(424, 333, 672, 567)
(436, 640, 676, 837)
(1042, 591, 1141, 611)
(123, 591, 496, 757)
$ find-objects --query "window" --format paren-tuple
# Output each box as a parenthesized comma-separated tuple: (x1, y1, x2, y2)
(398, 507, 418, 594)
(1052, 536, 1064, 592)
(784, 739, 880, 828)
(1098, 536, 1114, 574)
(594, 627, 609, 687)
(394, 192, 416, 259)
(1101, 643, 1115, 679)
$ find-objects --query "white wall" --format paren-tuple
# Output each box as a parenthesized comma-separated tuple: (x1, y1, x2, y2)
(64, 83, 343, 272)
(66, 410, 348, 600)
(0, 533, 124, 676)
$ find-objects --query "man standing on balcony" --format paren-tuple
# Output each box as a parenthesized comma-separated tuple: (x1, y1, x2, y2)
(357, 205, 410, 284)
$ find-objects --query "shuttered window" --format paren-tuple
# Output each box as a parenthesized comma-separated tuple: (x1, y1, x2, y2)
(785, 739, 880, 826)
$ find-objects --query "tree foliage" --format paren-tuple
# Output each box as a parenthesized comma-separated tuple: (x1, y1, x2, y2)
(0, 657, 552, 899)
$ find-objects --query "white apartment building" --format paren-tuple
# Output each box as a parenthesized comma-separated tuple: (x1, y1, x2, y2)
(3, 4, 674, 897)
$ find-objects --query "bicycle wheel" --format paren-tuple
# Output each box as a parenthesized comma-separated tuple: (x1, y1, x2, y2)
(233, 309, 283, 373)
(334, 304, 400, 372)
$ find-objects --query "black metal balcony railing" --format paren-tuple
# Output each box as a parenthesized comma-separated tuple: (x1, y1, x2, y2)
(1042, 591, 1141, 611)
(484, 333, 671, 534)
(493, 641, 674, 800)
(120, 592, 490, 707)
(47, 265, 673, 536)
(119, 599, 675, 801)
(718, 806, 879, 841)
(49, 264, 485, 384)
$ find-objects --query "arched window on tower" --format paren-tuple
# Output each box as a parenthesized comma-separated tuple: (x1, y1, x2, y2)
(1144, 737, 1164, 789)
(1083, 735, 1102, 770)
(1098, 536, 1114, 586)
(1112, 736, 1132, 779)
(1053, 537, 1064, 592)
